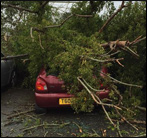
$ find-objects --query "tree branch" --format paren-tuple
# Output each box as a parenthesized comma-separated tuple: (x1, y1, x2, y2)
(77, 77, 122, 110)
(38, 34, 44, 50)
(111, 85, 123, 106)
(7, 109, 34, 119)
(82, 78, 105, 92)
(115, 108, 138, 131)
(40, 1, 49, 9)
(30, 14, 93, 34)
(21, 122, 70, 132)
(44, 14, 93, 29)
(101, 36, 146, 58)
(135, 106, 146, 112)
(1, 4, 37, 13)
(100, 71, 143, 88)
(131, 36, 146, 45)
(122, 46, 139, 58)
(30, 27, 35, 42)
(44, 14, 74, 29)
(101, 36, 146, 48)
(77, 76, 143, 136)
(129, 35, 142, 45)
(77, 77, 116, 127)
(82, 55, 124, 63)
(101, 40, 140, 58)
(116, 59, 124, 67)
(101, 41, 128, 48)
(98, 1, 131, 33)
(116, 121, 123, 137)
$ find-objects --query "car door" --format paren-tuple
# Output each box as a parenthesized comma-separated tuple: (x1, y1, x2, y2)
(1, 53, 14, 87)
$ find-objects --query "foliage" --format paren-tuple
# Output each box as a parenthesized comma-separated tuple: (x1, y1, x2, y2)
(1, 1, 146, 114)
(102, 1, 146, 107)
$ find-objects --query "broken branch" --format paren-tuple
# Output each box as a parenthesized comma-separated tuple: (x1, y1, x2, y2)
(21, 122, 70, 132)
(101, 36, 146, 48)
(115, 108, 138, 131)
(101, 40, 131, 48)
(116, 121, 123, 137)
(7, 109, 34, 119)
(73, 122, 83, 133)
(116, 59, 124, 67)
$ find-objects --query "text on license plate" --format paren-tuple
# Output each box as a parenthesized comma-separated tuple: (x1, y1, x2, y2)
(59, 98, 72, 105)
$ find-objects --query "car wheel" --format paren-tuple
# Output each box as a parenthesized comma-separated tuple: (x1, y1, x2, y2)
(35, 104, 47, 114)
(10, 70, 17, 87)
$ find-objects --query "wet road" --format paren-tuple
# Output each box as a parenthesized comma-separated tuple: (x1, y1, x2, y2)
(1, 87, 146, 137)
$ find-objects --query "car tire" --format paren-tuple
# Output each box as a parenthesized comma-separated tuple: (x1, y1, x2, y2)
(35, 104, 47, 114)
(10, 70, 17, 87)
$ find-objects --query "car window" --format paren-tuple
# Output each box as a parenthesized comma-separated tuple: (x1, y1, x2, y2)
(1, 53, 4, 58)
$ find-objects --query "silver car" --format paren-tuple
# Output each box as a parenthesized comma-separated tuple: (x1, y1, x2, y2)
(1, 52, 16, 88)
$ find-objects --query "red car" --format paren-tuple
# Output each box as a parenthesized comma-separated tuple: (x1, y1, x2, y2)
(35, 67, 109, 113)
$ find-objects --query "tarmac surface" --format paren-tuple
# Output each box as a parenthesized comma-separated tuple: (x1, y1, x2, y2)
(1, 87, 146, 137)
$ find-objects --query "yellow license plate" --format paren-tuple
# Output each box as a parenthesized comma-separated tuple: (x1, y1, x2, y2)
(59, 98, 72, 105)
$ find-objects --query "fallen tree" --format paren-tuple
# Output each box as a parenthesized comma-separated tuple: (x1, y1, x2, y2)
(1, 1, 146, 137)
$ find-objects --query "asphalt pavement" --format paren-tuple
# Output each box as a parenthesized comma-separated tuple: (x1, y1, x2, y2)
(1, 87, 146, 137)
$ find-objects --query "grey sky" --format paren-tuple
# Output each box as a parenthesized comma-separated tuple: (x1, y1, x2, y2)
(49, 1, 122, 14)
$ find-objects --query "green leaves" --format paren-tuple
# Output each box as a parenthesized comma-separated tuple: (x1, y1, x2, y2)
(71, 90, 94, 113)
